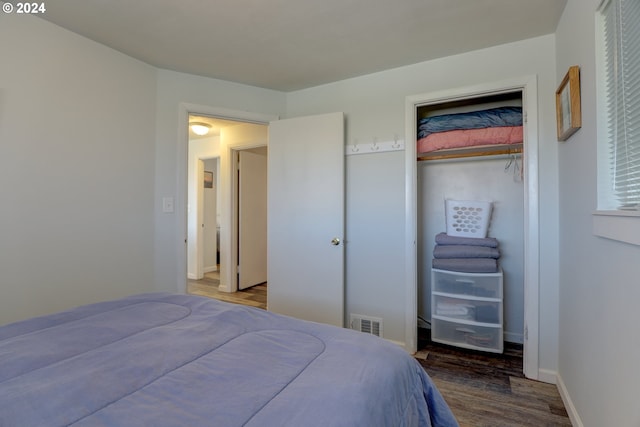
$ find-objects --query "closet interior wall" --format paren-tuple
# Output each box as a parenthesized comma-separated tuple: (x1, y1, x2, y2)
(416, 92, 525, 344)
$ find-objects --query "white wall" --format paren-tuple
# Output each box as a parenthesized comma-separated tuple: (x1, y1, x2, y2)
(0, 13, 158, 325)
(555, 1, 640, 425)
(286, 35, 560, 370)
(0, 14, 286, 326)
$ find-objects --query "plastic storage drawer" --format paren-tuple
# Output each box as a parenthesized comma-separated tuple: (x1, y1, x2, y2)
(431, 317, 503, 353)
(432, 268, 502, 299)
(431, 268, 503, 353)
(432, 294, 501, 324)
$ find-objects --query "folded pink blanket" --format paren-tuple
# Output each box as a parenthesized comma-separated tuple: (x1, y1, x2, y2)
(435, 232, 499, 248)
(417, 126, 523, 154)
(433, 244, 500, 259)
(432, 258, 499, 273)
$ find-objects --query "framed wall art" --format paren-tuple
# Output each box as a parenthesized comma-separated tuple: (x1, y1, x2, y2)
(204, 171, 213, 189)
(555, 65, 582, 141)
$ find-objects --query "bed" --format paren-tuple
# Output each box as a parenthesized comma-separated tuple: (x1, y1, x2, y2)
(0, 293, 458, 427)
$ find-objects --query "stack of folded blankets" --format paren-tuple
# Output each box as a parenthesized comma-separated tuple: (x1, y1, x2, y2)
(432, 232, 500, 273)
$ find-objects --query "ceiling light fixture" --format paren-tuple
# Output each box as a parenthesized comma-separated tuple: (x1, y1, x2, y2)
(190, 122, 212, 136)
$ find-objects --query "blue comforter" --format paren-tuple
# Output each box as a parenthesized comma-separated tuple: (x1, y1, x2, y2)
(418, 106, 523, 139)
(0, 293, 458, 427)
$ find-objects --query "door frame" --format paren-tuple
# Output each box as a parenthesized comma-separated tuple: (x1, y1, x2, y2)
(196, 158, 205, 279)
(199, 157, 220, 278)
(187, 155, 219, 281)
(404, 76, 540, 380)
(177, 103, 278, 294)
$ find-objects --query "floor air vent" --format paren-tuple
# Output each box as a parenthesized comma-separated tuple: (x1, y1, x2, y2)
(350, 314, 383, 337)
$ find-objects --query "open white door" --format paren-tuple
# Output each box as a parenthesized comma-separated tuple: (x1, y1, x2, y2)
(268, 112, 345, 327)
(238, 150, 268, 290)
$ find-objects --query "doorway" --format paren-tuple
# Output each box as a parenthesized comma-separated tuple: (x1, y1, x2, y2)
(184, 110, 270, 297)
(178, 107, 346, 328)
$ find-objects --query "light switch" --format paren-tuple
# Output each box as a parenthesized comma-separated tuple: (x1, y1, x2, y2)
(162, 197, 174, 213)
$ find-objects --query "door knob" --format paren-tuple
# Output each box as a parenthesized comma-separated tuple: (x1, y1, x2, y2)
(331, 237, 341, 246)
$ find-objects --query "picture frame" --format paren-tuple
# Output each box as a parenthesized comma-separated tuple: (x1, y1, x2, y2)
(203, 171, 213, 189)
(555, 65, 582, 141)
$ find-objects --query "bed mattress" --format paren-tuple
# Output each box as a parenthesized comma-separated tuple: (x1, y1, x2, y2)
(0, 293, 458, 427)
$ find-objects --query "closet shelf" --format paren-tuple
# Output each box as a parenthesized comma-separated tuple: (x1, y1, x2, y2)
(417, 143, 523, 162)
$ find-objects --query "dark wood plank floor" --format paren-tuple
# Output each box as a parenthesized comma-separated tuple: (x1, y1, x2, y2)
(416, 329, 571, 426)
(188, 278, 571, 426)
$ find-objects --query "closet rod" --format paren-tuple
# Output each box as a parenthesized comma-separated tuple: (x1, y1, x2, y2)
(417, 144, 523, 162)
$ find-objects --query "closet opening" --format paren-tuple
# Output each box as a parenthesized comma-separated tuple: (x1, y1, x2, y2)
(405, 76, 540, 380)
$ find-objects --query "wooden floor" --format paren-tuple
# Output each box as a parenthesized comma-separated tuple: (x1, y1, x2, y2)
(187, 277, 571, 426)
(187, 270, 267, 309)
(416, 330, 571, 426)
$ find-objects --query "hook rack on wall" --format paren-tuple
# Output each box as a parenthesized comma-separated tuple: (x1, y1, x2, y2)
(345, 137, 405, 156)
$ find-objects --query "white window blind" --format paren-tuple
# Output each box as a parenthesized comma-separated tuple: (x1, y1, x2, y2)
(599, 0, 640, 210)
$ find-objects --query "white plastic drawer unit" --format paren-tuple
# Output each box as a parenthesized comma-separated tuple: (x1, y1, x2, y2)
(432, 294, 501, 323)
(431, 268, 503, 353)
(431, 268, 502, 299)
(431, 318, 503, 353)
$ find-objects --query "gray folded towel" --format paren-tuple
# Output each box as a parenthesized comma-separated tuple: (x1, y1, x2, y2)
(432, 258, 499, 273)
(435, 232, 499, 248)
(433, 244, 500, 259)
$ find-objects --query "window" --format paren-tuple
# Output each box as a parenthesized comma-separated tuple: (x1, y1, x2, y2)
(597, 0, 640, 211)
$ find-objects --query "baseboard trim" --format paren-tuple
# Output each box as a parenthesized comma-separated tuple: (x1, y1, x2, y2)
(537, 368, 557, 384)
(387, 339, 405, 348)
(504, 331, 524, 344)
(217, 283, 231, 293)
(188, 268, 217, 280)
(557, 373, 584, 427)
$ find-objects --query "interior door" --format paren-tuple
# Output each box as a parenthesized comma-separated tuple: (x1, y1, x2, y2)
(267, 112, 345, 327)
(238, 150, 268, 290)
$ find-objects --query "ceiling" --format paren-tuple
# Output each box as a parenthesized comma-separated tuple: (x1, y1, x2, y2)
(38, 0, 566, 92)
